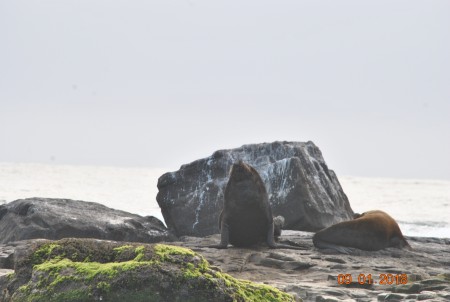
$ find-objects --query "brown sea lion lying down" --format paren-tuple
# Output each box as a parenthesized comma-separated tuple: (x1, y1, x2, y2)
(209, 161, 300, 250)
(313, 210, 411, 253)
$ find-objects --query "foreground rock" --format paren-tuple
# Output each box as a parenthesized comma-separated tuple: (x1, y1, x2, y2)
(157, 141, 353, 237)
(1, 233, 448, 301)
(175, 232, 450, 301)
(0, 198, 175, 244)
(0, 238, 295, 302)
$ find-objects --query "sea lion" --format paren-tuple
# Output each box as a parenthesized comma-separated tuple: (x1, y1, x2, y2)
(313, 210, 411, 253)
(210, 161, 300, 249)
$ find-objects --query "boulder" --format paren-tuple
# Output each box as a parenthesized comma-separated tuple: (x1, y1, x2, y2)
(157, 141, 354, 237)
(0, 198, 175, 244)
(0, 238, 296, 302)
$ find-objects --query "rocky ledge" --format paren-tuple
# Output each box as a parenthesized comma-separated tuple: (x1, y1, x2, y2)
(1, 233, 449, 301)
(0, 238, 294, 302)
(177, 232, 450, 301)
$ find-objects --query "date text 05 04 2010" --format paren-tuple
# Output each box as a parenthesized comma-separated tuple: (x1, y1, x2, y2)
(337, 274, 408, 285)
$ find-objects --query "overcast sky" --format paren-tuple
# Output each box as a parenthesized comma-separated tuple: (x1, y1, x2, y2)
(1, 0, 449, 180)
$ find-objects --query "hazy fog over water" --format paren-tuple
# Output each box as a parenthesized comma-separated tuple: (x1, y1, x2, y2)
(1, 1, 449, 180)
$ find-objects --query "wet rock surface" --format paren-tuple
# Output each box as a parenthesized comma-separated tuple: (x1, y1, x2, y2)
(174, 231, 450, 301)
(157, 141, 354, 237)
(0, 198, 175, 244)
(0, 232, 449, 301)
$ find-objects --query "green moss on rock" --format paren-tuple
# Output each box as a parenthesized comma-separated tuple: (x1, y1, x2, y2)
(112, 245, 133, 255)
(7, 239, 296, 302)
(31, 243, 62, 264)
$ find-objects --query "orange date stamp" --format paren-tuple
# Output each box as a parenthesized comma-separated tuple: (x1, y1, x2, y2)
(337, 273, 408, 285)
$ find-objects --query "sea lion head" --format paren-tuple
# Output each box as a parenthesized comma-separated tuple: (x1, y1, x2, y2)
(229, 161, 255, 182)
(353, 213, 362, 219)
(225, 161, 267, 208)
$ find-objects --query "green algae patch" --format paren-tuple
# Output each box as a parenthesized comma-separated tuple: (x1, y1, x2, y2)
(154, 243, 195, 259)
(34, 258, 147, 281)
(13, 253, 157, 301)
(152, 244, 295, 302)
(31, 243, 62, 264)
(8, 239, 296, 302)
(113, 245, 133, 254)
(133, 245, 146, 261)
(210, 270, 294, 302)
(6, 272, 15, 280)
(96, 281, 111, 292)
(154, 244, 209, 271)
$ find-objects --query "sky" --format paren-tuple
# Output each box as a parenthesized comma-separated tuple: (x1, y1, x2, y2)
(1, 0, 449, 180)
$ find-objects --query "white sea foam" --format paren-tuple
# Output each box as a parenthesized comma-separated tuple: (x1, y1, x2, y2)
(0, 163, 448, 238)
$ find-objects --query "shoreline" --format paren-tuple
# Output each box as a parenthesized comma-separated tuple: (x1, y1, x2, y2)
(0, 198, 449, 240)
(1, 162, 449, 238)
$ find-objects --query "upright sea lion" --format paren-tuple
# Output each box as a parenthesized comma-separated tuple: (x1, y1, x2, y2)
(313, 210, 411, 253)
(210, 161, 299, 249)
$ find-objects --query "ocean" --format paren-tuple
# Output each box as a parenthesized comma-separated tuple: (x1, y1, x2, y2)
(0, 162, 448, 238)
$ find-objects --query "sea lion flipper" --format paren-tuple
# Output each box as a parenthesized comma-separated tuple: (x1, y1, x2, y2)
(390, 236, 412, 250)
(265, 221, 304, 250)
(208, 221, 230, 249)
(273, 216, 285, 239)
(219, 221, 230, 247)
(266, 221, 277, 248)
(208, 244, 228, 249)
(313, 237, 352, 254)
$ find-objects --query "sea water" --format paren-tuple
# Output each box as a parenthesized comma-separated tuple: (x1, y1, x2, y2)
(340, 177, 449, 238)
(0, 162, 448, 238)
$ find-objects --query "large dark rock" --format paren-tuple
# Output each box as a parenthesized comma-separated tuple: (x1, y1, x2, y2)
(157, 141, 354, 237)
(0, 198, 175, 244)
